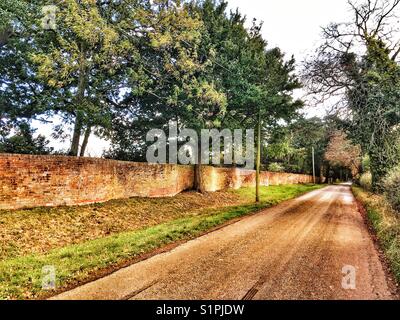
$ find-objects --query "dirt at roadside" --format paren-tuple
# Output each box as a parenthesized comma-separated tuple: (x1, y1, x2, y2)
(0, 191, 242, 260)
(53, 185, 399, 300)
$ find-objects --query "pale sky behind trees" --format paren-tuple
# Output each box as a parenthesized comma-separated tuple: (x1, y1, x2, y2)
(34, 0, 352, 156)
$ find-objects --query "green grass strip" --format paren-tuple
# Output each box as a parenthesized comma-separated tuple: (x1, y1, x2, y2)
(352, 186, 400, 284)
(0, 184, 322, 299)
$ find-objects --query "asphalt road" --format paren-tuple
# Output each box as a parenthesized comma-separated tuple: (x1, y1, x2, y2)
(52, 185, 398, 300)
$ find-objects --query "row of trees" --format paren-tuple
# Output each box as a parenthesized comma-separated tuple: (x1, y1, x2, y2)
(264, 117, 330, 176)
(4, 0, 393, 193)
(304, 0, 400, 191)
(262, 116, 362, 183)
(262, 8, 400, 184)
(0, 0, 302, 162)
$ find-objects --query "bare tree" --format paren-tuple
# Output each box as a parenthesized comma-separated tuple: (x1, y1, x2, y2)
(304, 0, 400, 105)
(324, 130, 362, 177)
(303, 0, 400, 190)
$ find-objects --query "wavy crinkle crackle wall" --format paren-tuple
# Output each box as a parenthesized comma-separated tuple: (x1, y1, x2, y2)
(0, 154, 195, 210)
(0, 154, 316, 210)
(200, 166, 315, 192)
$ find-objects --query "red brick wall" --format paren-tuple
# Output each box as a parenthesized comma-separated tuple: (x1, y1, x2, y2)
(200, 166, 316, 192)
(0, 154, 317, 210)
(0, 154, 194, 210)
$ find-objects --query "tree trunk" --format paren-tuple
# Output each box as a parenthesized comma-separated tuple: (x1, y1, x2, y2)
(0, 28, 10, 47)
(70, 44, 87, 157)
(194, 138, 203, 192)
(320, 164, 325, 184)
(79, 126, 91, 157)
(256, 107, 261, 203)
(69, 115, 82, 156)
(326, 163, 331, 184)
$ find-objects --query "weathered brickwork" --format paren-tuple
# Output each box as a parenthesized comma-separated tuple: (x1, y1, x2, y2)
(0, 154, 194, 210)
(0, 154, 317, 210)
(200, 166, 316, 192)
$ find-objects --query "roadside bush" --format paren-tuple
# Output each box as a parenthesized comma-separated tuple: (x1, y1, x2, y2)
(352, 186, 400, 282)
(359, 172, 372, 191)
(362, 155, 371, 172)
(268, 162, 285, 173)
(383, 166, 400, 213)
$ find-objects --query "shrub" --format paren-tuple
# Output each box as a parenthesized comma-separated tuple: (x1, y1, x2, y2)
(383, 166, 400, 213)
(268, 162, 285, 173)
(359, 172, 372, 191)
(362, 155, 371, 172)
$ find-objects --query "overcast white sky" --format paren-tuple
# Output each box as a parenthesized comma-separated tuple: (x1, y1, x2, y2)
(226, 0, 353, 116)
(227, 0, 351, 61)
(35, 0, 353, 156)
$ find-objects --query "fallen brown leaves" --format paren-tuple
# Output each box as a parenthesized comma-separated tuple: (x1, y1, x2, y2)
(0, 191, 243, 260)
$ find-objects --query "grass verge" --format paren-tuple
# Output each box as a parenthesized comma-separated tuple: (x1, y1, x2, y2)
(0, 184, 322, 299)
(352, 186, 400, 284)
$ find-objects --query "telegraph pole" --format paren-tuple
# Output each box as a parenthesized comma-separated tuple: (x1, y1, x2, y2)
(256, 107, 261, 202)
(312, 147, 316, 184)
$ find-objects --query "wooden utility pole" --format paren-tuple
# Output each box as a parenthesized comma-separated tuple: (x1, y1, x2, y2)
(312, 147, 316, 184)
(256, 107, 261, 202)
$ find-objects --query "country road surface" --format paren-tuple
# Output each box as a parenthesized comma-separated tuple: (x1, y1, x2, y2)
(52, 185, 398, 300)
